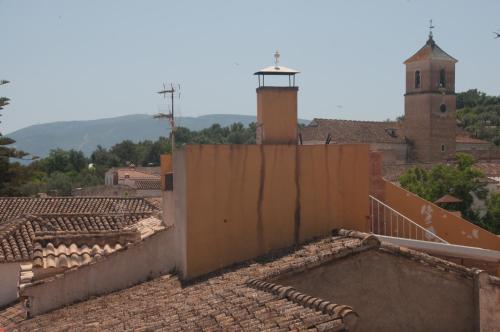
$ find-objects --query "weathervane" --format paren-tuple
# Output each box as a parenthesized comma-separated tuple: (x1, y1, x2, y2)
(274, 50, 280, 69)
(429, 19, 435, 39)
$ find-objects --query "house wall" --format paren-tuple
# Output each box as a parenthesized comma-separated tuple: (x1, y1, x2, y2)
(383, 181, 500, 251)
(0, 262, 21, 308)
(274, 250, 475, 332)
(21, 228, 176, 317)
(477, 273, 500, 332)
(173, 144, 371, 279)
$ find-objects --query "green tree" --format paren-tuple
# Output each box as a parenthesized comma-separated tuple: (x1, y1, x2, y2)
(399, 153, 487, 222)
(477, 193, 500, 234)
(0, 80, 35, 195)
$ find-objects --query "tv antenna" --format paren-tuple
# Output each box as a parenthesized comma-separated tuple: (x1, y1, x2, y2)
(155, 83, 180, 151)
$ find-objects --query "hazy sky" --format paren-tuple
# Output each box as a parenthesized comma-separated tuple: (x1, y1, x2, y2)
(1, 0, 499, 133)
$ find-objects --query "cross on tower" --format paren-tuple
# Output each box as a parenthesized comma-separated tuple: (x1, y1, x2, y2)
(429, 19, 435, 39)
(274, 50, 280, 69)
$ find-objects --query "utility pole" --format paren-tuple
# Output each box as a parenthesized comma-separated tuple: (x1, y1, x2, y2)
(155, 83, 179, 154)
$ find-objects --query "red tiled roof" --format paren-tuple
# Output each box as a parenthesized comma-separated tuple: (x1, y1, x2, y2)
(6, 234, 368, 331)
(0, 213, 153, 263)
(4, 229, 487, 331)
(404, 37, 457, 64)
(301, 119, 406, 144)
(134, 179, 161, 190)
(31, 231, 140, 269)
(0, 197, 156, 224)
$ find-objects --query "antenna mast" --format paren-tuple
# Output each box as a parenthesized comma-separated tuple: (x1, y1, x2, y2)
(156, 83, 179, 153)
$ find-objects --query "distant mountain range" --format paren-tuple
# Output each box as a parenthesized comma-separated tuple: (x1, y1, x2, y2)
(8, 114, 309, 158)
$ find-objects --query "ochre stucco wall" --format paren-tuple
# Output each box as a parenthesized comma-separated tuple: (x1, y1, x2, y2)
(384, 181, 500, 251)
(175, 144, 370, 278)
(256, 87, 298, 144)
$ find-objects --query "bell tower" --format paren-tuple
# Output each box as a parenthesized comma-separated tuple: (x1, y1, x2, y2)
(403, 24, 458, 162)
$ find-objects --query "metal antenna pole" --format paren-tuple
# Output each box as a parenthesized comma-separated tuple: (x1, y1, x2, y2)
(156, 83, 178, 154)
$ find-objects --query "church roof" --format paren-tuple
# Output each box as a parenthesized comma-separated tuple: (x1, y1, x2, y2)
(404, 36, 457, 64)
(300, 119, 406, 144)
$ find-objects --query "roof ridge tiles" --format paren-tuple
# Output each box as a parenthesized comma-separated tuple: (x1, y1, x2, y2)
(246, 278, 358, 326)
(379, 241, 477, 278)
(313, 118, 397, 124)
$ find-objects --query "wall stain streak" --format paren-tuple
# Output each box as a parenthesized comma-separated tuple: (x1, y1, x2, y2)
(294, 146, 301, 245)
(257, 145, 265, 252)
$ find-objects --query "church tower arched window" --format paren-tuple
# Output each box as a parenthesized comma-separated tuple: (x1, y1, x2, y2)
(439, 69, 446, 88)
(415, 71, 421, 89)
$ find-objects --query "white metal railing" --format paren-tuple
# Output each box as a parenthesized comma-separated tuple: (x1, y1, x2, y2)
(369, 195, 448, 244)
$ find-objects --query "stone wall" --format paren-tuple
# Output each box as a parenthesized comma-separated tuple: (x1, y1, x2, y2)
(274, 249, 475, 332)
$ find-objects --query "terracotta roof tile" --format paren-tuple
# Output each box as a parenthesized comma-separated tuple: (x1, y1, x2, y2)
(134, 179, 161, 190)
(0, 214, 152, 263)
(7, 235, 366, 331)
(0, 197, 156, 224)
(474, 162, 500, 176)
(301, 119, 406, 144)
(5, 229, 483, 331)
(404, 37, 457, 64)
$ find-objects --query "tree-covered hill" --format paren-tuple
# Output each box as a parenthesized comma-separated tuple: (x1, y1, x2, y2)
(456, 89, 500, 145)
(8, 114, 310, 159)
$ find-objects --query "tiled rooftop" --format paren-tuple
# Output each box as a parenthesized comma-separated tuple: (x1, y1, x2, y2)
(0, 197, 156, 224)
(2, 234, 367, 331)
(31, 231, 139, 269)
(474, 162, 500, 177)
(2, 229, 486, 331)
(134, 179, 161, 190)
(404, 36, 457, 64)
(300, 119, 406, 144)
(0, 213, 153, 263)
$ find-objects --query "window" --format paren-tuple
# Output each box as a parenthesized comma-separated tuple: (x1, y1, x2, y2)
(415, 70, 421, 89)
(441, 144, 445, 152)
(440, 103, 447, 113)
(439, 69, 446, 88)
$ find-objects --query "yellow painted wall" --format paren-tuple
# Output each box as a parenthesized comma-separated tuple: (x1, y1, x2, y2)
(384, 181, 500, 251)
(176, 144, 371, 278)
(257, 87, 298, 144)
